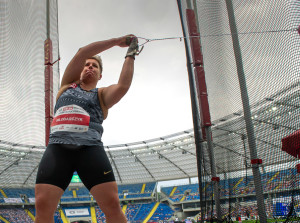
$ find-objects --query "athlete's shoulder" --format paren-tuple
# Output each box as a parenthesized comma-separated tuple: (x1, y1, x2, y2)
(56, 81, 80, 101)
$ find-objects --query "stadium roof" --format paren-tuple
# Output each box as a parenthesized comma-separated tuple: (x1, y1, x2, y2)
(0, 83, 298, 188)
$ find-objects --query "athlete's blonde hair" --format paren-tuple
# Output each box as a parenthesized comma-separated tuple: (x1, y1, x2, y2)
(89, 55, 103, 73)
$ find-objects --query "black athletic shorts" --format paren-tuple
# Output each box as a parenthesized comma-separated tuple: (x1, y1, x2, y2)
(36, 144, 115, 191)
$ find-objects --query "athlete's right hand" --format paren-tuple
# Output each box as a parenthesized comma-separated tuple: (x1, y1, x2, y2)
(125, 37, 139, 59)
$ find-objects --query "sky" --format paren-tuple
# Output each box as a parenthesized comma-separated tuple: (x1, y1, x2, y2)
(57, 0, 194, 146)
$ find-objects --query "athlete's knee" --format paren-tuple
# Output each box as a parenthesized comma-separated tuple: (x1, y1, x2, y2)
(35, 194, 53, 213)
(100, 196, 122, 216)
(35, 184, 63, 213)
(35, 191, 60, 217)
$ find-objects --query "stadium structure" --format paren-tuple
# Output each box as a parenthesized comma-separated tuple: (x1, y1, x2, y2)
(0, 0, 299, 222)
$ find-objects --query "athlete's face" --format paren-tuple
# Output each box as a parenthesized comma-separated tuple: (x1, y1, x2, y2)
(80, 59, 102, 82)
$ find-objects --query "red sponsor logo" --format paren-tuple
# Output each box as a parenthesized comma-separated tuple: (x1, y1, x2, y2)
(62, 106, 73, 111)
(69, 83, 77, 89)
(51, 114, 90, 126)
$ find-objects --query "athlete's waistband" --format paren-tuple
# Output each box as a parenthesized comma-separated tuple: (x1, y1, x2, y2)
(48, 143, 104, 150)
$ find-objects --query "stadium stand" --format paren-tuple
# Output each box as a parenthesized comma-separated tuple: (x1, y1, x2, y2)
(5, 182, 149, 205)
(95, 206, 105, 222)
(149, 203, 174, 222)
(160, 168, 300, 204)
(125, 203, 141, 222)
(54, 211, 63, 223)
(0, 207, 33, 223)
(0, 173, 299, 222)
(0, 168, 299, 222)
(144, 182, 156, 193)
(0, 168, 298, 221)
(133, 202, 155, 222)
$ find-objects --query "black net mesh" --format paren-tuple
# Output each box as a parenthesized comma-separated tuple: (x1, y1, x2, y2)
(180, 0, 300, 221)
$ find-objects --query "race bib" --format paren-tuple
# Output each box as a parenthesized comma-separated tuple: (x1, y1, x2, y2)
(51, 105, 90, 133)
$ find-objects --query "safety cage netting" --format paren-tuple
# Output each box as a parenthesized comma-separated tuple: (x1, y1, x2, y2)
(0, 0, 60, 187)
(179, 0, 300, 221)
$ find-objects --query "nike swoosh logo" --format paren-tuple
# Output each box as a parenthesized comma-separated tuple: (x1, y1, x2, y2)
(104, 170, 112, 175)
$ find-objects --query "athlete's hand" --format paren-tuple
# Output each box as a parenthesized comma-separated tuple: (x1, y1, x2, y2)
(117, 34, 136, 47)
(125, 37, 139, 59)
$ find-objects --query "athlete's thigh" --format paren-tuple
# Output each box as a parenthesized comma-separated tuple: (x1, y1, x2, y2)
(75, 146, 115, 191)
(36, 144, 74, 191)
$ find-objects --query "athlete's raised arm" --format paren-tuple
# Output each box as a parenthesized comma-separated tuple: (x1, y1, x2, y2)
(101, 37, 139, 109)
(61, 35, 132, 87)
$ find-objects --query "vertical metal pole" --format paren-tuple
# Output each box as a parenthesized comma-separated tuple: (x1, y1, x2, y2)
(46, 0, 50, 38)
(188, 1, 222, 221)
(225, 0, 267, 222)
(205, 127, 221, 221)
(45, 0, 53, 146)
(177, 0, 205, 221)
